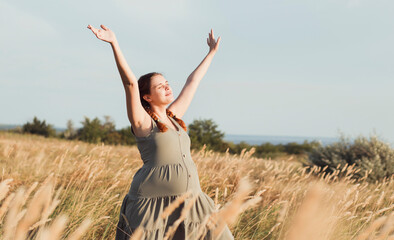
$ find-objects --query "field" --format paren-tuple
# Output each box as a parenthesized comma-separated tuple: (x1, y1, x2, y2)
(0, 131, 393, 239)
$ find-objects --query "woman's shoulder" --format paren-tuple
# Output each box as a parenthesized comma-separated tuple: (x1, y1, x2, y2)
(130, 117, 156, 139)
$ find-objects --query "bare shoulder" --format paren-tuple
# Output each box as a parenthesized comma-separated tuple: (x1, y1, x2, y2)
(130, 112, 154, 138)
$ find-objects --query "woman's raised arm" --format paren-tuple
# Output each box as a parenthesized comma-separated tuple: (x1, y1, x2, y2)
(168, 29, 221, 118)
(87, 24, 151, 135)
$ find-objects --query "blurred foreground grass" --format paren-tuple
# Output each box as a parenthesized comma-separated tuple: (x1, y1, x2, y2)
(0, 131, 393, 239)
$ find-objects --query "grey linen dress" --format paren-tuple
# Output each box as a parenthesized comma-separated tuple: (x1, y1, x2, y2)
(115, 115, 234, 240)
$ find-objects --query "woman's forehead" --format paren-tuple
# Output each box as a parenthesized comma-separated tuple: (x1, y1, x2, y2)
(151, 76, 168, 87)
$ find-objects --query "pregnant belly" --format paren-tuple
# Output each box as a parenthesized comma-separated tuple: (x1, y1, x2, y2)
(130, 163, 189, 198)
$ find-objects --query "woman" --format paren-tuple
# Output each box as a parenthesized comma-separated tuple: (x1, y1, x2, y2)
(87, 24, 233, 240)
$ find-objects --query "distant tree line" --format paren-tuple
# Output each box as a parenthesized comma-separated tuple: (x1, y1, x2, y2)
(187, 119, 321, 158)
(14, 116, 137, 145)
(5, 116, 319, 159)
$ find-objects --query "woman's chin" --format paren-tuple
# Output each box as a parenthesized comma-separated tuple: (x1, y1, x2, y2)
(166, 95, 175, 102)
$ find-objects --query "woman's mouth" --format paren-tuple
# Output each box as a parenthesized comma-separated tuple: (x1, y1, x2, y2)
(165, 92, 172, 96)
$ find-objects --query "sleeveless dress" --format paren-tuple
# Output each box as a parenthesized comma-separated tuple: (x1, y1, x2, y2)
(115, 115, 234, 240)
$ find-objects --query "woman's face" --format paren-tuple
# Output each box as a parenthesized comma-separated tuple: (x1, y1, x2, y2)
(144, 74, 174, 106)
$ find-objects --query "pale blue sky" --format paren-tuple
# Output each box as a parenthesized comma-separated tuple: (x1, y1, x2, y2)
(1, 0, 393, 144)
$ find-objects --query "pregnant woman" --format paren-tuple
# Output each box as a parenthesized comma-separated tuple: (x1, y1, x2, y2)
(87, 24, 234, 239)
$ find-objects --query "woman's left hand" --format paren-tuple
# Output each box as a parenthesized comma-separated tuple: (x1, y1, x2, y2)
(87, 24, 117, 44)
(207, 29, 221, 53)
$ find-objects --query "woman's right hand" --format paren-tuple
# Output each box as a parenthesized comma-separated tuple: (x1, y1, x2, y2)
(87, 24, 116, 44)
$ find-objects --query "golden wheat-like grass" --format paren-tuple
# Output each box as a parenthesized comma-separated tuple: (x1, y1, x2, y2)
(0, 131, 393, 239)
(0, 175, 92, 240)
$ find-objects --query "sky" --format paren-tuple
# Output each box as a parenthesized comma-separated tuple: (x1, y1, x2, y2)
(1, 0, 394, 144)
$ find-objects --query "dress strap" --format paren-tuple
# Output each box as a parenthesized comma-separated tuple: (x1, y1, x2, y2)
(168, 116, 181, 131)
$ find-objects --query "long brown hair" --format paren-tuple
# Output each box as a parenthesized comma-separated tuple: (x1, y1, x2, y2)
(138, 72, 187, 132)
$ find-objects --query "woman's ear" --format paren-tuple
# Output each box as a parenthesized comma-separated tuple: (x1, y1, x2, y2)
(143, 94, 151, 103)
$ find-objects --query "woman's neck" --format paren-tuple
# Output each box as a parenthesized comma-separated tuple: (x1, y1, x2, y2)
(150, 105, 168, 120)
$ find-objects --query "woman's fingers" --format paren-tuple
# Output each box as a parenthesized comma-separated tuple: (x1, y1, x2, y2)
(206, 28, 221, 52)
(87, 24, 96, 31)
(87, 24, 115, 43)
(87, 24, 107, 37)
(88, 25, 98, 35)
(216, 36, 221, 49)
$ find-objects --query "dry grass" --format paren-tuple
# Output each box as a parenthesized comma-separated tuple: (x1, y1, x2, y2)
(0, 131, 393, 239)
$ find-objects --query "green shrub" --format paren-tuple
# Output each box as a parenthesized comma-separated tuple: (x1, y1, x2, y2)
(306, 133, 394, 182)
(224, 140, 320, 159)
(188, 119, 226, 152)
(226, 141, 253, 155)
(76, 116, 136, 146)
(116, 127, 136, 146)
(77, 116, 106, 144)
(22, 116, 56, 137)
(283, 140, 321, 155)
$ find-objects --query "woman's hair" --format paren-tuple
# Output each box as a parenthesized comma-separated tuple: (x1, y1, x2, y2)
(138, 72, 187, 132)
